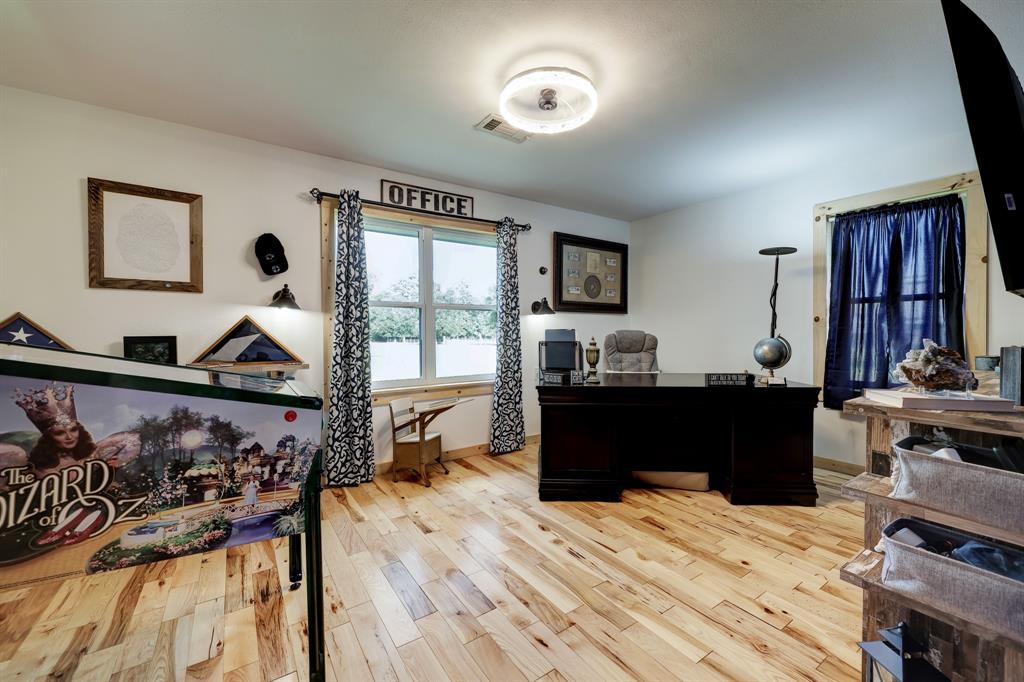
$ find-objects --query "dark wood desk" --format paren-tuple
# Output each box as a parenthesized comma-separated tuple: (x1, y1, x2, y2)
(536, 373, 819, 505)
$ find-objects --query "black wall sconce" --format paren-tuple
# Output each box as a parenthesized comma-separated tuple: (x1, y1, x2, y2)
(532, 265, 553, 313)
(269, 283, 300, 309)
(531, 297, 555, 315)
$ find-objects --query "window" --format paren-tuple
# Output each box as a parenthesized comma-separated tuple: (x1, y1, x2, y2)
(365, 217, 497, 387)
(811, 173, 987, 401)
(822, 195, 966, 408)
(812, 172, 989, 406)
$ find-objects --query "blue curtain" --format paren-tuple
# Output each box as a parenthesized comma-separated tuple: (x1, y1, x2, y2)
(823, 195, 965, 409)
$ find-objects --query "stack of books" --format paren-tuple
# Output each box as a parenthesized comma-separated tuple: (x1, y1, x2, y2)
(705, 372, 754, 387)
(862, 388, 1016, 412)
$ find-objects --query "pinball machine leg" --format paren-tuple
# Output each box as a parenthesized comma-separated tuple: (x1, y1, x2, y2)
(304, 450, 326, 682)
(288, 534, 302, 590)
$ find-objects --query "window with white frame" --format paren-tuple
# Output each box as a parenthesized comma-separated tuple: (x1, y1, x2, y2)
(364, 217, 497, 387)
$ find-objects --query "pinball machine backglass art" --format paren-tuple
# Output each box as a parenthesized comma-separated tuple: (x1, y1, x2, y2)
(0, 344, 322, 590)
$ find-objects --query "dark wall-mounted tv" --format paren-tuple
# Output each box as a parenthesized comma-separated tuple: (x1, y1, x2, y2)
(941, 0, 1024, 297)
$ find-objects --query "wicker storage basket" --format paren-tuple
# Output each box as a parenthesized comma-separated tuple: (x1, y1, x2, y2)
(891, 436, 1024, 535)
(881, 518, 1024, 641)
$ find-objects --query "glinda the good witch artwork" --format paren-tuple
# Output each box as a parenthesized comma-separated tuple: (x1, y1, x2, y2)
(0, 375, 319, 586)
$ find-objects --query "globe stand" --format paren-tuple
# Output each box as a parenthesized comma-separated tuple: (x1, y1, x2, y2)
(757, 368, 788, 386)
(753, 246, 797, 384)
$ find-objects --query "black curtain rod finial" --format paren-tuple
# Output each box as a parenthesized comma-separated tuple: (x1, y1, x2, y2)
(310, 188, 323, 204)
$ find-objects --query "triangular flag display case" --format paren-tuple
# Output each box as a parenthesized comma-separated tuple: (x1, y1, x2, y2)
(0, 312, 73, 350)
(191, 315, 306, 373)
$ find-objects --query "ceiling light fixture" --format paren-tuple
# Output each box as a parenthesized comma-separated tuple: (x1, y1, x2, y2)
(499, 67, 598, 135)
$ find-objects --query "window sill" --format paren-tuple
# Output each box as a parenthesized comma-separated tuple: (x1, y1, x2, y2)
(371, 380, 494, 406)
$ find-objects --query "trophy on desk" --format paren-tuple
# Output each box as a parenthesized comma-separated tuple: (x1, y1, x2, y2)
(585, 337, 601, 383)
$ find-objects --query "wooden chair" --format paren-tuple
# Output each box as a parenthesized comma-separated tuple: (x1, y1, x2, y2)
(389, 397, 449, 486)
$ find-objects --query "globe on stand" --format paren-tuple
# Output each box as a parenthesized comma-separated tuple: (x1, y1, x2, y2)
(753, 335, 792, 372)
(753, 246, 797, 384)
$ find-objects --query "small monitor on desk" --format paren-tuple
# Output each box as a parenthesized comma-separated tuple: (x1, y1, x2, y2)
(539, 342, 582, 371)
(542, 329, 579, 370)
(544, 329, 575, 343)
(538, 330, 583, 385)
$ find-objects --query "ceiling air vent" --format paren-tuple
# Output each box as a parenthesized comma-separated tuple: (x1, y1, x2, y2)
(474, 114, 531, 143)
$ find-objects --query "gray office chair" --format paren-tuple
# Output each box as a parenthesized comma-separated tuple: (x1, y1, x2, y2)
(603, 330, 659, 372)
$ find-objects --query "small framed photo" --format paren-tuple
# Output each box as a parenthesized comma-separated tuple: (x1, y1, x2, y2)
(553, 232, 628, 314)
(123, 335, 178, 364)
(88, 178, 203, 292)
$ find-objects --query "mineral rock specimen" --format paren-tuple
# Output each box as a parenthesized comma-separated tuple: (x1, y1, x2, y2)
(895, 339, 979, 391)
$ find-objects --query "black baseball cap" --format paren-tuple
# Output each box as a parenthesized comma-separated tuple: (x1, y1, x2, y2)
(255, 233, 288, 275)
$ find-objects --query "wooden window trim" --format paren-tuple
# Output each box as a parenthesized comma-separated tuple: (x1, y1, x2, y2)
(320, 198, 336, 399)
(370, 379, 494, 407)
(319, 197, 498, 398)
(812, 171, 988, 397)
(363, 204, 496, 234)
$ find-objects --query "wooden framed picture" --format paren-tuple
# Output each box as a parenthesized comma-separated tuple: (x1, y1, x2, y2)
(88, 178, 203, 292)
(552, 232, 628, 313)
(123, 335, 178, 364)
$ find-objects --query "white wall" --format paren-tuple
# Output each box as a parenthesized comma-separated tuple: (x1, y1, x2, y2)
(630, 131, 1024, 467)
(0, 86, 631, 464)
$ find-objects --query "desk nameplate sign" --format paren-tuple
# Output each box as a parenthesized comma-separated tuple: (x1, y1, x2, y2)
(381, 180, 474, 219)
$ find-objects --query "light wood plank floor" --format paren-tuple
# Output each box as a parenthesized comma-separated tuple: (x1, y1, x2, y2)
(0, 444, 865, 681)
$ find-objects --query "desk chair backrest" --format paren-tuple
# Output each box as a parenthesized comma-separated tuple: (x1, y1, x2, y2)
(389, 397, 416, 441)
(604, 330, 659, 372)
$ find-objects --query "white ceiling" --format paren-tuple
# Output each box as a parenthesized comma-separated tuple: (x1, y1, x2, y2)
(1, 0, 1021, 221)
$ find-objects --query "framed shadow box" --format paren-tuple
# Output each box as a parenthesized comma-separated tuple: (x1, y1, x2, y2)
(123, 335, 178, 364)
(88, 177, 203, 292)
(552, 232, 628, 314)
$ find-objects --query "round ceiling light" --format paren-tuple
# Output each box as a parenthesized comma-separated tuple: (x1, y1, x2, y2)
(498, 67, 598, 134)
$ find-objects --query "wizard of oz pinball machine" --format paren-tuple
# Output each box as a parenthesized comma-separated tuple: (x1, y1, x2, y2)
(0, 343, 327, 680)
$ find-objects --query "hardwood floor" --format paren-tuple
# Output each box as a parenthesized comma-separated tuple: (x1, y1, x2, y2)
(0, 445, 865, 681)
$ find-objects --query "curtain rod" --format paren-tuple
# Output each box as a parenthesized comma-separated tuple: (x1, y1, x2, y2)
(825, 187, 969, 223)
(309, 188, 530, 231)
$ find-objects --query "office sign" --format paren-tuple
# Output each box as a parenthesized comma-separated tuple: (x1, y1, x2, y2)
(381, 180, 474, 218)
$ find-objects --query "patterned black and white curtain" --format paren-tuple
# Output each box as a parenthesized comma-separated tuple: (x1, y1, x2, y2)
(490, 216, 531, 454)
(325, 189, 375, 485)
